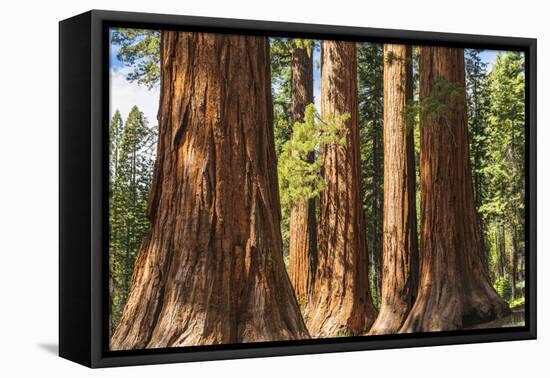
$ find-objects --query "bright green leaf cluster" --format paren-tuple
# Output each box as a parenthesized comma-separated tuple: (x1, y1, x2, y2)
(278, 104, 349, 218)
(111, 28, 161, 89)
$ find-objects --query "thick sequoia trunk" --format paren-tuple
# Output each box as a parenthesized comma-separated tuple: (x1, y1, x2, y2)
(369, 45, 418, 335)
(110, 32, 309, 350)
(400, 47, 509, 333)
(288, 45, 317, 309)
(304, 41, 377, 337)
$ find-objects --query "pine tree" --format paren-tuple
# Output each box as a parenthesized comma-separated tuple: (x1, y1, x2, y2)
(108, 109, 124, 333)
(109, 110, 124, 188)
(271, 38, 294, 157)
(465, 49, 491, 267)
(109, 106, 156, 334)
(270, 38, 294, 258)
(111, 28, 161, 88)
(357, 43, 384, 307)
(481, 52, 525, 301)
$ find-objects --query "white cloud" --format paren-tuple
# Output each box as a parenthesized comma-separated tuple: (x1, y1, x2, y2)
(314, 83, 321, 111)
(109, 67, 160, 126)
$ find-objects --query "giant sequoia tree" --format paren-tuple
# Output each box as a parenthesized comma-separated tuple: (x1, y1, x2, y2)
(400, 47, 509, 332)
(287, 43, 317, 309)
(111, 32, 309, 350)
(305, 41, 377, 337)
(369, 45, 418, 335)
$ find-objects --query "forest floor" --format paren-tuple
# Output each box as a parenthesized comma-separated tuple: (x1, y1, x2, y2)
(467, 306, 525, 329)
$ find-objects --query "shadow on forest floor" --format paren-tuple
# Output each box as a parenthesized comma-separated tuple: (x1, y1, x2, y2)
(467, 306, 525, 330)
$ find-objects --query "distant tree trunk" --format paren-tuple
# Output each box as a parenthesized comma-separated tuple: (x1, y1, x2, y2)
(369, 45, 418, 335)
(305, 41, 377, 337)
(357, 43, 384, 307)
(511, 230, 519, 300)
(400, 47, 509, 332)
(498, 225, 507, 278)
(371, 101, 384, 304)
(288, 44, 317, 309)
(110, 32, 309, 350)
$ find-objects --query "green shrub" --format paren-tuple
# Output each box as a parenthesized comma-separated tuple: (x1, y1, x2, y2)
(493, 276, 512, 301)
(509, 296, 525, 310)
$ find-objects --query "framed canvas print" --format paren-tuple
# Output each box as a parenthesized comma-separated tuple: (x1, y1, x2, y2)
(59, 10, 537, 368)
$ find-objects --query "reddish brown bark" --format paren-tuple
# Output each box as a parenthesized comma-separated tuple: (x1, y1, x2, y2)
(400, 47, 509, 332)
(287, 45, 317, 309)
(304, 41, 377, 337)
(110, 32, 309, 350)
(369, 45, 418, 335)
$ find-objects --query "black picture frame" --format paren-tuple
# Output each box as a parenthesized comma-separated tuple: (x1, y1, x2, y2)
(59, 9, 537, 368)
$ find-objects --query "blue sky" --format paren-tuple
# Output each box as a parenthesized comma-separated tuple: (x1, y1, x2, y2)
(109, 35, 159, 126)
(109, 30, 124, 70)
(479, 49, 499, 71)
(109, 34, 504, 127)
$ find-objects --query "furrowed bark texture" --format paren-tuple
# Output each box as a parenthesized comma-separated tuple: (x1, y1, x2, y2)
(288, 45, 317, 309)
(369, 45, 419, 335)
(400, 47, 510, 333)
(110, 31, 309, 350)
(305, 41, 377, 337)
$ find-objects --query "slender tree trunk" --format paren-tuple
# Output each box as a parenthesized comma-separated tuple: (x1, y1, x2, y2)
(371, 100, 383, 304)
(111, 32, 309, 350)
(499, 225, 506, 278)
(370, 45, 418, 335)
(511, 230, 519, 300)
(400, 47, 509, 332)
(304, 41, 377, 337)
(288, 45, 317, 309)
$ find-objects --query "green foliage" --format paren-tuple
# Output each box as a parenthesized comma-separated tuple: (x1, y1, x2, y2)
(270, 38, 293, 158)
(465, 49, 492, 262)
(493, 276, 513, 301)
(270, 38, 318, 156)
(111, 28, 161, 89)
(109, 106, 157, 333)
(385, 50, 395, 65)
(478, 52, 525, 227)
(109, 110, 124, 189)
(406, 79, 465, 133)
(334, 330, 354, 338)
(278, 104, 348, 218)
(270, 38, 318, 257)
(476, 52, 525, 296)
(294, 39, 315, 57)
(509, 296, 525, 310)
(357, 43, 384, 308)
